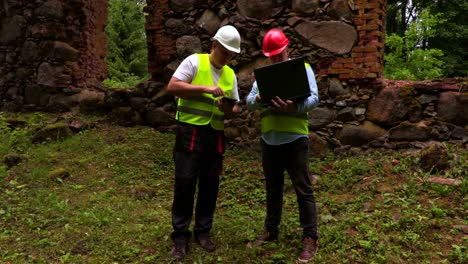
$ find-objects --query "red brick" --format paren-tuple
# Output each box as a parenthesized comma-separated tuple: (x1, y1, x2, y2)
(328, 68, 352, 74)
(354, 18, 366, 25)
(360, 14, 382, 20)
(351, 68, 368, 74)
(364, 56, 379, 63)
(352, 52, 364, 58)
(356, 3, 383, 10)
(357, 24, 380, 31)
(336, 58, 354, 64)
(331, 63, 344, 68)
(367, 3, 383, 9)
(368, 31, 383, 38)
(354, 56, 379, 64)
(367, 19, 383, 26)
(364, 62, 381, 68)
(368, 0, 385, 4)
(339, 74, 351, 79)
(368, 8, 385, 15)
(350, 73, 367, 79)
(353, 46, 378, 53)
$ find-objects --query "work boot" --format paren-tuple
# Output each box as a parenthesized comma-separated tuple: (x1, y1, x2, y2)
(195, 234, 216, 252)
(298, 237, 318, 263)
(171, 237, 188, 261)
(252, 229, 278, 246)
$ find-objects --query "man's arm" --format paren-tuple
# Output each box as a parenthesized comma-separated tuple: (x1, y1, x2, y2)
(246, 81, 262, 110)
(167, 77, 225, 98)
(292, 66, 319, 113)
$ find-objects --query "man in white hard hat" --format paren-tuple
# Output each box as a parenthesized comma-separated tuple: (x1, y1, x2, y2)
(166, 25, 241, 261)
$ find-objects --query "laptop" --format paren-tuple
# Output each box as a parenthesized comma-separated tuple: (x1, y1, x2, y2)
(254, 57, 311, 105)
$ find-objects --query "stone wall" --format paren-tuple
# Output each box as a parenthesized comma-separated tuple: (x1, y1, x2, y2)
(145, 0, 385, 83)
(117, 77, 466, 156)
(0, 0, 467, 153)
(0, 0, 107, 112)
(139, 0, 466, 153)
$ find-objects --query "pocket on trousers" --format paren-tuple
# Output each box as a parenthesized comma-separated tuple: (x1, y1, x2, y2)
(175, 124, 201, 152)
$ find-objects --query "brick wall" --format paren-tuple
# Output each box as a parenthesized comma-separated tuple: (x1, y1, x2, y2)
(144, 0, 175, 80)
(324, 0, 386, 79)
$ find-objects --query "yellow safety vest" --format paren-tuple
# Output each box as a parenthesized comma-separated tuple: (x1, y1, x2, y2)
(176, 54, 235, 130)
(260, 63, 311, 135)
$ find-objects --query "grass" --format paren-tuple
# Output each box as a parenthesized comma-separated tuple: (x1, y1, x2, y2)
(0, 111, 467, 263)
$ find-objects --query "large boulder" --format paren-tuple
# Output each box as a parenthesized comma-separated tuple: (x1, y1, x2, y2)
(309, 107, 335, 130)
(32, 122, 74, 143)
(45, 41, 79, 63)
(196, 9, 222, 35)
(309, 132, 328, 158)
(176, 36, 202, 59)
(291, 0, 320, 16)
(418, 142, 450, 173)
(295, 21, 357, 54)
(437, 92, 468, 126)
(237, 0, 284, 19)
(169, 0, 196, 12)
(327, 0, 353, 20)
(388, 121, 432, 141)
(0, 15, 26, 44)
(336, 121, 387, 146)
(35, 0, 64, 20)
(367, 85, 422, 127)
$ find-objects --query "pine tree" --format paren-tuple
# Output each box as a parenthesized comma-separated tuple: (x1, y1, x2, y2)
(104, 0, 148, 88)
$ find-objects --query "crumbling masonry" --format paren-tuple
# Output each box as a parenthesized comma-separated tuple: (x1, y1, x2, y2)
(0, 0, 466, 152)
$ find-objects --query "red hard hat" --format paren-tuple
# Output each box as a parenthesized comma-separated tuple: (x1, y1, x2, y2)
(262, 29, 289, 57)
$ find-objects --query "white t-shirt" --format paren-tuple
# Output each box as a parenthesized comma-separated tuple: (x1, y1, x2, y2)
(173, 54, 240, 100)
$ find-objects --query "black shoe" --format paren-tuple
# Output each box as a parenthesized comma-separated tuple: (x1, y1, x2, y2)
(252, 229, 278, 246)
(171, 237, 188, 261)
(195, 234, 216, 252)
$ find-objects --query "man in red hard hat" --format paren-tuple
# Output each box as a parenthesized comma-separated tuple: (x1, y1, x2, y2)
(246, 28, 319, 263)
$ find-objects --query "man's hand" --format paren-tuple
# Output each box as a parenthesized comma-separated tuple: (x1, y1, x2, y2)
(204, 86, 225, 97)
(167, 77, 226, 98)
(256, 94, 262, 102)
(216, 98, 239, 117)
(270, 96, 296, 112)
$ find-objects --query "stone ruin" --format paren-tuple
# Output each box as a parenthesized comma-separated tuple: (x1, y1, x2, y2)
(0, 0, 107, 112)
(0, 0, 467, 154)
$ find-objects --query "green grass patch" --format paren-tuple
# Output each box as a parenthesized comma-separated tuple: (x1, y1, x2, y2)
(0, 112, 466, 263)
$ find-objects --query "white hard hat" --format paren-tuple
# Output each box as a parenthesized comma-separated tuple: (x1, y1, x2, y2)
(212, 25, 241, 53)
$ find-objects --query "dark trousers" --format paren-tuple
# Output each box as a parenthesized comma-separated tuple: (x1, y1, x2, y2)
(261, 137, 318, 240)
(171, 123, 224, 241)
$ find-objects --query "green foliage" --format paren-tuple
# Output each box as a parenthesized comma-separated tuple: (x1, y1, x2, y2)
(102, 74, 146, 89)
(425, 0, 468, 77)
(0, 113, 46, 156)
(386, 1, 468, 78)
(384, 9, 445, 80)
(105, 0, 149, 88)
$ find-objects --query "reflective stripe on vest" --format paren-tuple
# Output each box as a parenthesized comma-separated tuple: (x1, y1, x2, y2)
(260, 63, 311, 135)
(176, 54, 235, 130)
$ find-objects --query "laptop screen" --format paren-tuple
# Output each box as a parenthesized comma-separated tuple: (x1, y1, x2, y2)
(254, 57, 311, 104)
